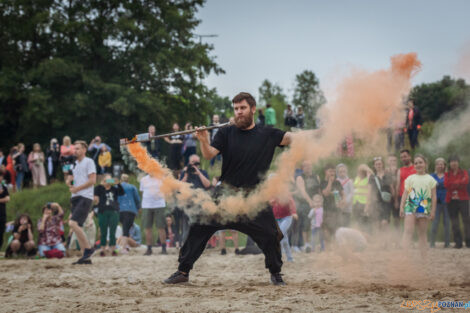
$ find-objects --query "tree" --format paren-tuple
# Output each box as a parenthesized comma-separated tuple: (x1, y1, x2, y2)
(292, 70, 325, 128)
(209, 93, 232, 120)
(0, 0, 223, 151)
(410, 76, 470, 121)
(258, 79, 287, 128)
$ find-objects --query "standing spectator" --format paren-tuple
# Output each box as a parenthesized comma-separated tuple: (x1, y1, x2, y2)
(37, 203, 65, 258)
(0, 171, 10, 250)
(209, 115, 222, 166)
(283, 104, 297, 128)
(117, 173, 141, 253)
(145, 125, 160, 159)
(366, 157, 394, 233)
(179, 154, 211, 244)
(336, 164, 354, 227)
(400, 154, 436, 258)
(46, 138, 60, 183)
(430, 158, 450, 248)
(352, 164, 372, 231)
(271, 193, 297, 262)
(5, 147, 17, 192)
(182, 123, 197, 166)
(256, 109, 265, 126)
(292, 161, 321, 251)
(385, 155, 400, 228)
(264, 103, 276, 127)
(98, 145, 112, 174)
(88, 136, 111, 176)
(94, 174, 124, 256)
(67, 140, 97, 265)
(5, 214, 36, 257)
(444, 155, 470, 248)
(296, 106, 305, 129)
(0, 149, 6, 166)
(60, 136, 75, 180)
(395, 149, 416, 211)
(321, 164, 345, 241)
(404, 99, 422, 150)
(13, 143, 28, 191)
(140, 174, 168, 255)
(164, 123, 184, 175)
(28, 143, 47, 188)
(308, 194, 325, 252)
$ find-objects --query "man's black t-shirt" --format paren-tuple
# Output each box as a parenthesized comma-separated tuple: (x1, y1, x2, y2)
(320, 180, 343, 212)
(94, 184, 125, 213)
(211, 125, 285, 188)
(0, 184, 9, 216)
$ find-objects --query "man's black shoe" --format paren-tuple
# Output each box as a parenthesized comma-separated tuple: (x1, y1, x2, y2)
(234, 248, 240, 255)
(144, 248, 153, 256)
(160, 250, 168, 255)
(220, 248, 227, 255)
(454, 244, 463, 249)
(270, 273, 286, 286)
(72, 259, 92, 265)
(163, 271, 189, 284)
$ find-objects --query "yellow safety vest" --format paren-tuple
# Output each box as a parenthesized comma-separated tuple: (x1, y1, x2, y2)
(353, 176, 369, 204)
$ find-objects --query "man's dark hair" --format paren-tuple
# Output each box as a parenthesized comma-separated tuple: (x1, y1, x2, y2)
(266, 103, 271, 108)
(399, 149, 411, 155)
(232, 92, 256, 108)
(323, 163, 335, 172)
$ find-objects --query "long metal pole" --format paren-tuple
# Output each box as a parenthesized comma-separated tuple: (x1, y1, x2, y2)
(120, 122, 232, 145)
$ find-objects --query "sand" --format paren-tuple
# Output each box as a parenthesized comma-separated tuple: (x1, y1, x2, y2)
(0, 245, 469, 313)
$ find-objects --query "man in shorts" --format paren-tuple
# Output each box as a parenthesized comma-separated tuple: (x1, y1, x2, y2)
(67, 140, 97, 265)
(140, 174, 167, 255)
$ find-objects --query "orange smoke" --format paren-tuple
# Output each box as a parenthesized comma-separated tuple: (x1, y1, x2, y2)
(127, 53, 421, 223)
(455, 41, 470, 80)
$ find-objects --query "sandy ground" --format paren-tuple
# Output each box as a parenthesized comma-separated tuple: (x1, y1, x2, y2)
(0, 244, 469, 313)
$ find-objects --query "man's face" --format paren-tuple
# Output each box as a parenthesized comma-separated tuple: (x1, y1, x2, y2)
(325, 168, 335, 179)
(95, 136, 101, 143)
(148, 126, 155, 135)
(233, 100, 255, 129)
(400, 152, 411, 165)
(190, 156, 200, 167)
(74, 144, 85, 158)
(213, 115, 219, 124)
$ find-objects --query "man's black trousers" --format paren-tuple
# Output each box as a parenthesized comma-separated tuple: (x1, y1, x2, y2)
(178, 207, 283, 274)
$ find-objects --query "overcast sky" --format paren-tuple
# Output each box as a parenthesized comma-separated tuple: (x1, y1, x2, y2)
(195, 0, 470, 100)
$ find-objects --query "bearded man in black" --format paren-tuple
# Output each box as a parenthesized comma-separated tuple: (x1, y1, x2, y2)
(163, 92, 293, 286)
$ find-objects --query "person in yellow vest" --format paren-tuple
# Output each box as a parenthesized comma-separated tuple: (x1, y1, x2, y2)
(352, 164, 373, 232)
(98, 145, 112, 175)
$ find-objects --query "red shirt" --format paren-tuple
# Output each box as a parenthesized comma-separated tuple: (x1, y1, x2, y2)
(444, 169, 469, 202)
(272, 196, 297, 219)
(399, 165, 416, 196)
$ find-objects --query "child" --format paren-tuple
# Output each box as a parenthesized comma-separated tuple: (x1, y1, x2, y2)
(400, 154, 437, 257)
(308, 194, 325, 252)
(98, 145, 112, 174)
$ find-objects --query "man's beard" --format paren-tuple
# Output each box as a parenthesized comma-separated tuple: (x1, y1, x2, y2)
(234, 113, 254, 129)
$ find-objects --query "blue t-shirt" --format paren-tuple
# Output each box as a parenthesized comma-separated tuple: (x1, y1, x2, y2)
(431, 173, 446, 204)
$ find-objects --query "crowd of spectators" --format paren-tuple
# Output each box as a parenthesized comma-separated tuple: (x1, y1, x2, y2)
(1, 112, 469, 264)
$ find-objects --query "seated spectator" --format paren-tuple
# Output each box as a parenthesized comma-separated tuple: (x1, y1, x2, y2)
(5, 214, 36, 257)
(0, 170, 10, 250)
(37, 202, 65, 258)
(165, 215, 180, 248)
(98, 145, 112, 174)
(116, 223, 142, 250)
(68, 211, 96, 252)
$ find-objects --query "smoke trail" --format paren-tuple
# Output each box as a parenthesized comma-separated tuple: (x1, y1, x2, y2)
(127, 53, 421, 223)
